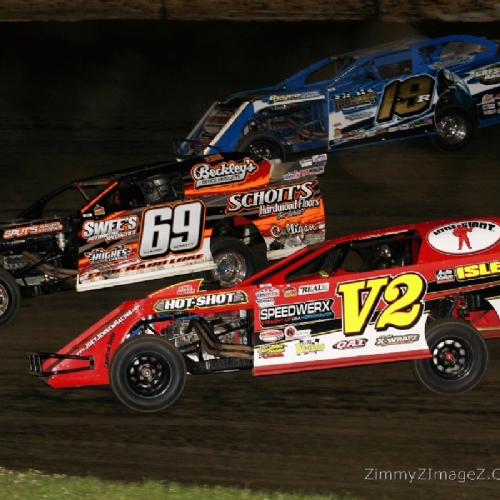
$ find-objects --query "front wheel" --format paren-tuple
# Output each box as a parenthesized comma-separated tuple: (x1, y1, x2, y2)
(109, 336, 186, 412)
(431, 106, 474, 152)
(237, 132, 284, 161)
(0, 269, 21, 328)
(205, 237, 256, 288)
(411, 319, 487, 395)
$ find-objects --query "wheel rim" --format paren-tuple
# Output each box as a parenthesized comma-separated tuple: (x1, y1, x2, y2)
(436, 114, 468, 145)
(248, 141, 279, 160)
(125, 351, 172, 398)
(212, 251, 247, 287)
(0, 284, 9, 316)
(430, 337, 473, 380)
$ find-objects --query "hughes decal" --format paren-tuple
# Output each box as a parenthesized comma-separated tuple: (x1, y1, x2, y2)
(427, 220, 500, 255)
(83, 216, 138, 242)
(259, 299, 334, 327)
(84, 244, 131, 264)
(191, 158, 258, 189)
(154, 291, 248, 312)
(226, 181, 319, 215)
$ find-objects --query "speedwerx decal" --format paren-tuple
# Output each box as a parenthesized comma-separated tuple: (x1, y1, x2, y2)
(259, 299, 334, 327)
(154, 291, 248, 312)
(336, 272, 426, 336)
(226, 181, 318, 215)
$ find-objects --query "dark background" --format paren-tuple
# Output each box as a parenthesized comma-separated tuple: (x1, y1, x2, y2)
(0, 19, 500, 500)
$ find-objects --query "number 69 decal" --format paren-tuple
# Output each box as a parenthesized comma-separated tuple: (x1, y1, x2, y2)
(139, 200, 205, 259)
(336, 272, 426, 336)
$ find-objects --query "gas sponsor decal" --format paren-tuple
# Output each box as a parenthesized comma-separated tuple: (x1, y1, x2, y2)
(259, 299, 334, 327)
(455, 259, 500, 281)
(84, 244, 131, 264)
(299, 283, 330, 295)
(154, 291, 248, 312)
(295, 338, 326, 355)
(3, 221, 64, 239)
(336, 273, 426, 336)
(191, 157, 258, 189)
(375, 333, 420, 347)
(333, 338, 368, 350)
(83, 216, 138, 242)
(475, 64, 500, 85)
(427, 220, 500, 255)
(226, 181, 319, 216)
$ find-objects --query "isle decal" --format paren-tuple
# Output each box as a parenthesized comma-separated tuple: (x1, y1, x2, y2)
(427, 220, 500, 255)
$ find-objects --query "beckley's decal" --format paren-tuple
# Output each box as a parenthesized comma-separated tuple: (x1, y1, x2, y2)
(427, 220, 500, 255)
(191, 158, 259, 189)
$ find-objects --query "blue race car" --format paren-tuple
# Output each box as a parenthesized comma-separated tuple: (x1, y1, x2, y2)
(174, 34, 500, 160)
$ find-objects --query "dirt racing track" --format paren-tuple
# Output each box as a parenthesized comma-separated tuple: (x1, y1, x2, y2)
(0, 21, 500, 500)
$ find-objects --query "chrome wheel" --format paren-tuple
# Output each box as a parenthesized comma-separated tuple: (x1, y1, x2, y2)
(436, 113, 468, 145)
(0, 284, 9, 316)
(213, 250, 248, 287)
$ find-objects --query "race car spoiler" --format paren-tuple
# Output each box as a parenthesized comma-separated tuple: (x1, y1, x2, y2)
(28, 352, 94, 377)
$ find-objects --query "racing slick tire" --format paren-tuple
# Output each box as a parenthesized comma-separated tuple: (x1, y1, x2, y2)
(0, 269, 21, 329)
(431, 106, 474, 152)
(411, 319, 488, 395)
(109, 336, 187, 412)
(205, 237, 256, 288)
(237, 132, 284, 161)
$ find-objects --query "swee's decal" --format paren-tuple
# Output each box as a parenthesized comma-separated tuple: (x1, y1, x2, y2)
(427, 220, 500, 255)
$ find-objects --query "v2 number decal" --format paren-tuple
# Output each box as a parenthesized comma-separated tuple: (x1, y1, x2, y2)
(139, 200, 205, 259)
(377, 75, 435, 123)
(336, 272, 426, 336)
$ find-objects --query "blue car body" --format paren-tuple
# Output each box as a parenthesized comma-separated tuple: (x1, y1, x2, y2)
(174, 34, 500, 160)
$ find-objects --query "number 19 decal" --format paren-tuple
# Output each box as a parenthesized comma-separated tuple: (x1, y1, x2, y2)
(139, 201, 205, 259)
(337, 272, 426, 336)
(377, 75, 435, 123)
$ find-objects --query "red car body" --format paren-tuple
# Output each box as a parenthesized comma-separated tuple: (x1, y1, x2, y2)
(30, 217, 500, 411)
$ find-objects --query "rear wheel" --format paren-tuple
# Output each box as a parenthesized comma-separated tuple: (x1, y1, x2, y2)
(109, 336, 186, 412)
(411, 319, 487, 394)
(431, 106, 474, 152)
(205, 237, 256, 288)
(237, 132, 284, 161)
(0, 269, 21, 328)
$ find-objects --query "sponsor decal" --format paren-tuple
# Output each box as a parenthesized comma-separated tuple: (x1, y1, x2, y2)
(154, 291, 248, 312)
(429, 55, 473, 69)
(299, 158, 312, 167)
(191, 157, 258, 189)
(296, 338, 326, 355)
(84, 244, 131, 264)
(475, 64, 500, 85)
(260, 299, 334, 327)
(435, 269, 455, 284)
(259, 330, 285, 343)
(256, 287, 280, 299)
(82, 216, 138, 242)
(177, 284, 197, 295)
(75, 304, 140, 356)
(270, 223, 320, 241)
(283, 165, 325, 181)
(333, 338, 368, 350)
(103, 331, 116, 369)
(226, 181, 319, 216)
(283, 285, 297, 298)
(375, 334, 420, 347)
(258, 343, 286, 358)
(345, 110, 374, 122)
(93, 205, 105, 216)
(334, 89, 377, 112)
(256, 298, 275, 308)
(269, 91, 320, 102)
(203, 154, 224, 162)
(203, 110, 232, 136)
(3, 221, 64, 239)
(427, 220, 500, 255)
(313, 154, 327, 162)
(455, 259, 500, 281)
(299, 283, 330, 295)
(483, 103, 496, 110)
(284, 325, 311, 340)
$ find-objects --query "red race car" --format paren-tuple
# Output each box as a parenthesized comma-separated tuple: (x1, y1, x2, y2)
(29, 217, 500, 412)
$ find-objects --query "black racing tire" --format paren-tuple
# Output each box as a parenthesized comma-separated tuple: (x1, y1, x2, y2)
(205, 236, 256, 288)
(0, 269, 21, 328)
(431, 106, 474, 152)
(237, 132, 284, 161)
(411, 318, 488, 395)
(109, 336, 186, 412)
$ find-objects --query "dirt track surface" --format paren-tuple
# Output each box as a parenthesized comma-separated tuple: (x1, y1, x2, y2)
(1, 21, 500, 500)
